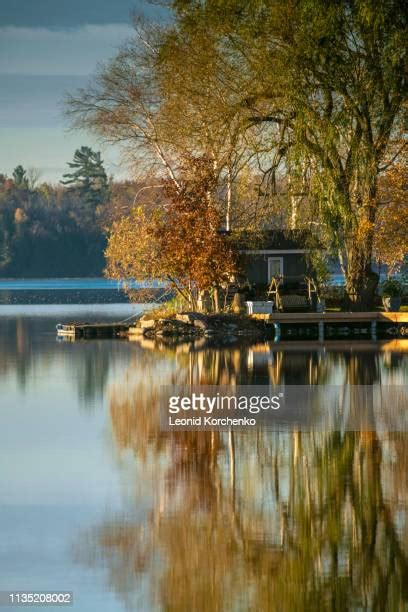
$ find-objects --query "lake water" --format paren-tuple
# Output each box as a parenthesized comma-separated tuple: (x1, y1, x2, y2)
(0, 279, 169, 306)
(0, 279, 163, 290)
(0, 304, 408, 611)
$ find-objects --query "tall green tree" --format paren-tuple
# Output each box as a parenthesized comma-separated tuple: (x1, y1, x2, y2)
(166, 0, 407, 309)
(61, 146, 109, 208)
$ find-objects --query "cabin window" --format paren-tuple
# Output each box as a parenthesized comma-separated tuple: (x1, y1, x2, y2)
(267, 257, 283, 281)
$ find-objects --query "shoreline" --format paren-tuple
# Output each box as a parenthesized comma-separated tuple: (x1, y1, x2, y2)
(128, 310, 408, 345)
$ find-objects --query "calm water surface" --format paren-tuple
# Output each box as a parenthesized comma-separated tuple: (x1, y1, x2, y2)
(0, 305, 407, 611)
(0, 279, 162, 290)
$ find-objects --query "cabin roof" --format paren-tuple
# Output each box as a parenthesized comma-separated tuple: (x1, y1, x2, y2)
(221, 229, 317, 251)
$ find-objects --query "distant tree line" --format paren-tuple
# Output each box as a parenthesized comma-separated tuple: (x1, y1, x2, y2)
(0, 147, 161, 278)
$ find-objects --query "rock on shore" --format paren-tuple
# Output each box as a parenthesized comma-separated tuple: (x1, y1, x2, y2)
(128, 311, 272, 341)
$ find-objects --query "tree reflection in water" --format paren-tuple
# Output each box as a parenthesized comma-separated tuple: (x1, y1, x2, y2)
(0, 316, 131, 404)
(83, 343, 408, 611)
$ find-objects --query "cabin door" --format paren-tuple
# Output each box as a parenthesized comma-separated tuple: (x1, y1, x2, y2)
(267, 257, 283, 282)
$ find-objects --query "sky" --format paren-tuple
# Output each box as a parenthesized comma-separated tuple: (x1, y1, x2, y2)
(0, 0, 162, 183)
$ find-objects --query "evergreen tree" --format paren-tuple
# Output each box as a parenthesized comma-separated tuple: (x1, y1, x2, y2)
(61, 146, 109, 207)
(12, 165, 29, 190)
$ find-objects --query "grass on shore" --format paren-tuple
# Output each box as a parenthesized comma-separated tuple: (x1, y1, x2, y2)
(144, 296, 408, 318)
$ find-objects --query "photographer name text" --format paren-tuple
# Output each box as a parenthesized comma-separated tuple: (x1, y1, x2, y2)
(168, 392, 283, 427)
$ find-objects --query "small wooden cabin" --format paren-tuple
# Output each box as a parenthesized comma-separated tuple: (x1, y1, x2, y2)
(237, 230, 313, 288)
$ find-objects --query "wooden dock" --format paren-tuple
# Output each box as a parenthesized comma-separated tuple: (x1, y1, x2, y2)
(251, 311, 408, 323)
(251, 311, 408, 341)
(56, 322, 130, 338)
(56, 312, 408, 342)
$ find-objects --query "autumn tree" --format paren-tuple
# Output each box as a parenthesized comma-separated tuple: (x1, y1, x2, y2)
(68, 2, 407, 309)
(65, 23, 180, 186)
(65, 19, 267, 232)
(375, 157, 408, 274)
(168, 0, 407, 309)
(105, 156, 237, 307)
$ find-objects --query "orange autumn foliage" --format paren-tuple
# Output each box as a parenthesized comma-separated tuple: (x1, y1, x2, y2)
(375, 159, 408, 274)
(105, 157, 237, 303)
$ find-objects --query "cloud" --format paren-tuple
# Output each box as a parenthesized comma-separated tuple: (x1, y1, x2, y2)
(0, 75, 88, 128)
(0, 24, 134, 76)
(0, 0, 155, 28)
(0, 23, 136, 181)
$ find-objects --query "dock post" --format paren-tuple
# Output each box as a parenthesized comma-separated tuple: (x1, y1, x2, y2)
(318, 321, 324, 342)
(273, 322, 281, 342)
(371, 321, 377, 341)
